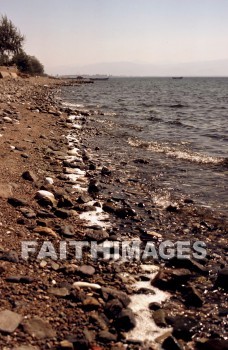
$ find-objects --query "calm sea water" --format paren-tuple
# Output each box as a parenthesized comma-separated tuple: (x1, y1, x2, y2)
(61, 77, 228, 214)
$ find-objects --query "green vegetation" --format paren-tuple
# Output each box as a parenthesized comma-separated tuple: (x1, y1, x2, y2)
(0, 15, 44, 75)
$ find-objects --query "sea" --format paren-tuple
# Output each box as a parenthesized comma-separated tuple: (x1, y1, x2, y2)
(60, 77, 228, 215)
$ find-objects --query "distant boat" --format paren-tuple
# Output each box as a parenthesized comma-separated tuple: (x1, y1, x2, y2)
(172, 77, 183, 80)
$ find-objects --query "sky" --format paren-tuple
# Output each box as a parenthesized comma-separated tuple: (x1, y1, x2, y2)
(0, 0, 228, 75)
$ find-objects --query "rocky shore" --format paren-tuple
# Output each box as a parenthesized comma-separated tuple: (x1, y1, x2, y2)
(0, 77, 227, 350)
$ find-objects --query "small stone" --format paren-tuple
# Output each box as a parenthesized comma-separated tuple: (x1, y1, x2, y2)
(5, 276, 34, 284)
(78, 265, 95, 276)
(115, 207, 136, 218)
(54, 208, 72, 219)
(114, 308, 136, 331)
(98, 330, 117, 342)
(23, 317, 56, 339)
(215, 267, 228, 291)
(22, 170, 37, 182)
(101, 287, 130, 307)
(20, 207, 36, 219)
(105, 299, 123, 318)
(8, 197, 27, 207)
(162, 335, 183, 350)
(60, 225, 75, 237)
(33, 226, 58, 238)
(166, 315, 197, 341)
(48, 287, 70, 297)
(0, 251, 19, 263)
(0, 310, 23, 333)
(196, 338, 228, 350)
(59, 340, 74, 349)
(185, 284, 203, 307)
(35, 190, 56, 207)
(83, 297, 100, 309)
(153, 309, 167, 327)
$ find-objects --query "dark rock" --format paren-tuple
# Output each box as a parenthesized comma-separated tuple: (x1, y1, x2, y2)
(184, 284, 203, 307)
(101, 287, 131, 307)
(133, 158, 149, 164)
(57, 195, 74, 208)
(6, 276, 34, 284)
(22, 170, 37, 182)
(153, 309, 167, 327)
(37, 210, 55, 218)
(166, 257, 208, 275)
(215, 267, 228, 291)
(88, 180, 101, 194)
(66, 335, 89, 350)
(115, 308, 136, 332)
(196, 339, 228, 350)
(166, 204, 179, 212)
(166, 315, 197, 340)
(101, 166, 112, 176)
(105, 299, 123, 318)
(77, 195, 92, 204)
(162, 336, 184, 350)
(0, 251, 19, 263)
(89, 312, 109, 330)
(115, 207, 136, 218)
(103, 202, 117, 214)
(85, 230, 109, 242)
(98, 330, 117, 342)
(152, 268, 192, 290)
(8, 197, 27, 207)
(60, 225, 75, 237)
(54, 208, 72, 219)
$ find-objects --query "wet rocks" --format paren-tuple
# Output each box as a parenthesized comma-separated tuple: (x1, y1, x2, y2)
(166, 315, 197, 340)
(196, 339, 228, 350)
(0, 310, 23, 334)
(98, 330, 117, 342)
(114, 308, 136, 332)
(215, 267, 228, 291)
(152, 268, 192, 290)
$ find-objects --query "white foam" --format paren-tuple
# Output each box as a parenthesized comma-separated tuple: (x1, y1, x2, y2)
(128, 137, 221, 165)
(72, 124, 82, 129)
(126, 265, 170, 346)
(67, 148, 81, 156)
(79, 202, 110, 228)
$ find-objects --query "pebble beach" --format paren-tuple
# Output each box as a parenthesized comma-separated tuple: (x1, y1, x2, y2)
(0, 76, 227, 350)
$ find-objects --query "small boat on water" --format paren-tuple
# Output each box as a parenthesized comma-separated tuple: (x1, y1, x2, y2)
(172, 77, 183, 80)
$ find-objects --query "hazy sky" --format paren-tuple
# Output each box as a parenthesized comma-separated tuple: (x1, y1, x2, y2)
(1, 0, 228, 75)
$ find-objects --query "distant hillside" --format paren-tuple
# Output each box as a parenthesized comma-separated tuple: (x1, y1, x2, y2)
(48, 59, 228, 77)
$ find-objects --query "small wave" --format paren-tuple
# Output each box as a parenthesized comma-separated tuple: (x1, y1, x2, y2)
(62, 101, 85, 108)
(147, 116, 163, 123)
(127, 137, 222, 165)
(169, 103, 187, 108)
